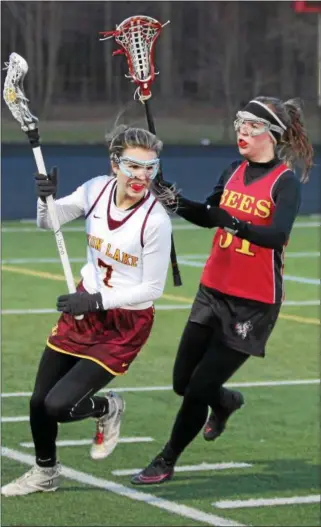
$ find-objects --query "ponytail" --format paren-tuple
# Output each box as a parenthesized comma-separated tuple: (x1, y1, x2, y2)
(278, 98, 314, 183)
(254, 96, 314, 183)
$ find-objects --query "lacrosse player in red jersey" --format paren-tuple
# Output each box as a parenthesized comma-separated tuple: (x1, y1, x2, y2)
(1, 125, 172, 497)
(131, 97, 314, 485)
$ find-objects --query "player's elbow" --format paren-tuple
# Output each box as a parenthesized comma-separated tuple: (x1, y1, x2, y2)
(147, 282, 165, 302)
(272, 230, 288, 250)
(150, 287, 164, 302)
(279, 230, 288, 246)
(36, 217, 51, 230)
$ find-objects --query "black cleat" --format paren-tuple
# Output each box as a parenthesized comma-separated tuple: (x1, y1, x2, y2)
(203, 390, 244, 441)
(131, 455, 174, 485)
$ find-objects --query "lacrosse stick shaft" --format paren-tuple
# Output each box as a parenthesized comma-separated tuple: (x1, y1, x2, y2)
(30, 138, 83, 320)
(3, 53, 83, 320)
(143, 100, 182, 287)
(144, 99, 157, 136)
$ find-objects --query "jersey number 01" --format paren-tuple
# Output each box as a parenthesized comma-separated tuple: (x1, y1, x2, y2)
(219, 231, 255, 256)
(97, 258, 113, 288)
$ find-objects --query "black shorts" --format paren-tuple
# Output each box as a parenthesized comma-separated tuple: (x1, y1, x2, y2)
(188, 284, 281, 357)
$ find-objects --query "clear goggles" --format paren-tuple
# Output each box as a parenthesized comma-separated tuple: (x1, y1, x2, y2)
(114, 155, 160, 180)
(234, 111, 284, 138)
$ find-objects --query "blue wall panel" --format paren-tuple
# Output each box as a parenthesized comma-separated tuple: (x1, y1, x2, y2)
(2, 144, 320, 219)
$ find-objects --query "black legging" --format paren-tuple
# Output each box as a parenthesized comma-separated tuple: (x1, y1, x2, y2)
(164, 321, 249, 461)
(30, 346, 114, 467)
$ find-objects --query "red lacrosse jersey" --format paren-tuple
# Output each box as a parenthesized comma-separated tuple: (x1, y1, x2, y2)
(201, 161, 290, 304)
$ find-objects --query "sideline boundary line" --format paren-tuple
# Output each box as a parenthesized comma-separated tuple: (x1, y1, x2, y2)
(213, 495, 320, 509)
(1, 446, 245, 527)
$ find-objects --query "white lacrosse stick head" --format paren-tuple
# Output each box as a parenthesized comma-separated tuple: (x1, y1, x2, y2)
(99, 16, 169, 101)
(3, 52, 38, 132)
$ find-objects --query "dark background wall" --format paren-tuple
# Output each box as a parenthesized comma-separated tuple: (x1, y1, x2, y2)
(1, 2, 320, 220)
(1, 1, 321, 145)
(2, 144, 320, 220)
(1, 2, 320, 121)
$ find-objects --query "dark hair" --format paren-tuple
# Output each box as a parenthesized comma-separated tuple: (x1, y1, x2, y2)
(254, 96, 314, 183)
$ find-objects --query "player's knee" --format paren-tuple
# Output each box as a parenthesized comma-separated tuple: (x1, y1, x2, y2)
(184, 381, 205, 404)
(173, 383, 186, 397)
(29, 392, 46, 412)
(172, 375, 187, 396)
(44, 393, 68, 420)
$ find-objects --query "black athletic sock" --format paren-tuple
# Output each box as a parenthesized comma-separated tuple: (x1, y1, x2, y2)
(30, 401, 58, 468)
(160, 443, 179, 465)
(36, 456, 57, 468)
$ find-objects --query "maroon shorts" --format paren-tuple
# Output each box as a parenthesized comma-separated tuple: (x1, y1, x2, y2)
(47, 289, 155, 375)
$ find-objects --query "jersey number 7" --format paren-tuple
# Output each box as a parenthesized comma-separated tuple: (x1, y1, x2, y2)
(98, 258, 113, 288)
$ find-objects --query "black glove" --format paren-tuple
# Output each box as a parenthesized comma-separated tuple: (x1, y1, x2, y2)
(207, 206, 242, 234)
(57, 291, 104, 316)
(35, 167, 58, 202)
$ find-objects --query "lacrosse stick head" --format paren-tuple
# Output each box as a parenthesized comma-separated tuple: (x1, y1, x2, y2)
(99, 15, 169, 101)
(3, 52, 38, 132)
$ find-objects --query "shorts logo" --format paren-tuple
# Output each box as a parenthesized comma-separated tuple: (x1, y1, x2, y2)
(235, 320, 253, 339)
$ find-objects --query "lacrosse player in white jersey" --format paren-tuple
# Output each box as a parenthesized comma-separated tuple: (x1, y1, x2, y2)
(1, 125, 172, 497)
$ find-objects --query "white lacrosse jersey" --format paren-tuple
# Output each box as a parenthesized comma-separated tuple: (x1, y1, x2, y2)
(37, 175, 172, 310)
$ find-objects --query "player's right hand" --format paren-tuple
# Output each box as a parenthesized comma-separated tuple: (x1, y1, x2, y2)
(35, 167, 58, 202)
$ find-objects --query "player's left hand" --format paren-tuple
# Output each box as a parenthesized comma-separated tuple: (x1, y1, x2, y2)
(207, 206, 241, 234)
(57, 291, 104, 316)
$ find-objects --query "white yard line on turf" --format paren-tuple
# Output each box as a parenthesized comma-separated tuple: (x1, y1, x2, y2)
(1, 447, 245, 527)
(282, 300, 320, 305)
(2, 227, 84, 233)
(2, 416, 29, 422)
(1, 299, 319, 316)
(177, 259, 321, 284)
(213, 495, 321, 509)
(277, 251, 320, 258)
(3, 251, 320, 264)
(1, 226, 204, 233)
(20, 438, 153, 447)
(112, 462, 252, 477)
(283, 275, 320, 285)
(1, 379, 319, 399)
(0, 305, 192, 315)
(2, 257, 86, 264)
(178, 252, 321, 260)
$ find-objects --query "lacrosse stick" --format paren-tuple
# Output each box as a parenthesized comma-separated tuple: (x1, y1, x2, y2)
(100, 15, 182, 287)
(3, 52, 83, 319)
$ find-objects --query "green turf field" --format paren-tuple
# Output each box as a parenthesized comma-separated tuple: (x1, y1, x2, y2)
(1, 218, 320, 526)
